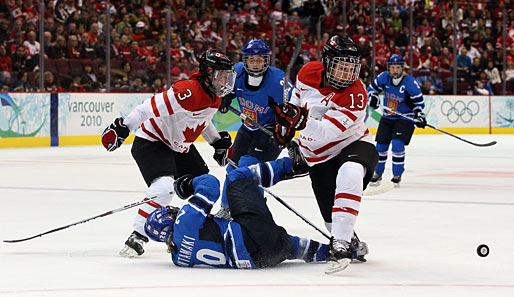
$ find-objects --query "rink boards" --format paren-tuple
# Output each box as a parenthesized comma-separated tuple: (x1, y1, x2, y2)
(0, 92, 513, 148)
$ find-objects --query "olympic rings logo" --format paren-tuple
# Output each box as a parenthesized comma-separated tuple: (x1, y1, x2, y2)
(440, 100, 480, 123)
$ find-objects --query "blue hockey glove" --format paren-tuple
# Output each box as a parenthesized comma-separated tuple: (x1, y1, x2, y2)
(413, 107, 427, 128)
(101, 117, 129, 152)
(368, 93, 380, 109)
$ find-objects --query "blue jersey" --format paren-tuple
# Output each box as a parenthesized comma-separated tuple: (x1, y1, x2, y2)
(367, 72, 424, 119)
(233, 62, 293, 131)
(170, 175, 256, 269)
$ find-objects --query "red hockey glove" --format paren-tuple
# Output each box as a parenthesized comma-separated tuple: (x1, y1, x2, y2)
(268, 97, 308, 130)
(274, 124, 295, 145)
(101, 117, 129, 152)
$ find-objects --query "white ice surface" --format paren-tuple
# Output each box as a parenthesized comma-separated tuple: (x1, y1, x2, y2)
(1, 134, 514, 296)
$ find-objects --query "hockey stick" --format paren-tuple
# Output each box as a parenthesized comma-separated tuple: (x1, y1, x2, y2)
(227, 158, 331, 240)
(3, 196, 161, 243)
(228, 105, 275, 138)
(383, 107, 497, 147)
(283, 33, 304, 103)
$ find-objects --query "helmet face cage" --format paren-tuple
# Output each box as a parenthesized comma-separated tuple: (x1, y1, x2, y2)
(242, 39, 271, 77)
(243, 54, 270, 77)
(325, 55, 361, 89)
(144, 206, 179, 243)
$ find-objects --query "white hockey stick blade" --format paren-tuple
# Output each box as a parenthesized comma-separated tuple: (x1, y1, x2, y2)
(363, 181, 394, 196)
(325, 258, 351, 275)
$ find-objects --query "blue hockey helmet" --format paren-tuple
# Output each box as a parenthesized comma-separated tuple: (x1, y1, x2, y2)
(242, 39, 271, 77)
(145, 206, 180, 244)
(386, 54, 405, 79)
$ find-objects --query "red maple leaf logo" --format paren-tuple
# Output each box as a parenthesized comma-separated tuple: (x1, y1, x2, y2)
(183, 122, 206, 143)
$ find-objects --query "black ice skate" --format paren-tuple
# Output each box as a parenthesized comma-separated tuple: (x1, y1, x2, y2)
(351, 233, 369, 262)
(284, 139, 309, 180)
(391, 175, 402, 187)
(120, 231, 149, 258)
(325, 238, 353, 274)
(369, 173, 382, 186)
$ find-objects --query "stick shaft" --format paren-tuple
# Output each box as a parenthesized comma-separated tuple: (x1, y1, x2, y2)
(3, 196, 160, 243)
(283, 34, 304, 103)
(382, 107, 497, 147)
(227, 159, 331, 240)
(228, 105, 274, 138)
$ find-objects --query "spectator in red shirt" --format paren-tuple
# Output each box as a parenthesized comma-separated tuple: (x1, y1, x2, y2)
(87, 23, 100, 44)
(170, 38, 183, 62)
(375, 34, 390, 70)
(131, 21, 146, 41)
(119, 34, 132, 60)
(438, 46, 454, 72)
(420, 46, 439, 71)
(352, 25, 370, 48)
(0, 44, 12, 72)
(67, 35, 81, 59)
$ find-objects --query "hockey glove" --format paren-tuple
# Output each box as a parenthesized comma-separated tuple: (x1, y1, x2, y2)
(368, 93, 380, 109)
(174, 174, 194, 200)
(101, 117, 130, 152)
(268, 97, 308, 130)
(413, 107, 427, 128)
(283, 139, 309, 180)
(274, 124, 295, 146)
(211, 131, 232, 166)
(219, 92, 235, 114)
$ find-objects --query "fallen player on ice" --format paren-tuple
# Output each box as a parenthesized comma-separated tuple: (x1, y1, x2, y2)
(144, 155, 367, 273)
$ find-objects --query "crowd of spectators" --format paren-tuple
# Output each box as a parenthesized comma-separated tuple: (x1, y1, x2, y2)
(0, 0, 513, 94)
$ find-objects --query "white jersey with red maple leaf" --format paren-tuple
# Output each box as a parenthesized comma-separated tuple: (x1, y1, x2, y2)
(290, 62, 373, 166)
(123, 73, 222, 153)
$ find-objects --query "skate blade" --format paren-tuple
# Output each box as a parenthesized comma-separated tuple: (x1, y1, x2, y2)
(364, 181, 394, 196)
(325, 258, 351, 275)
(119, 245, 139, 258)
(369, 181, 381, 187)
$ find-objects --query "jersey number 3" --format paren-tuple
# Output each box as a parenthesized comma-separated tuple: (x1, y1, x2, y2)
(349, 93, 365, 110)
(177, 89, 193, 101)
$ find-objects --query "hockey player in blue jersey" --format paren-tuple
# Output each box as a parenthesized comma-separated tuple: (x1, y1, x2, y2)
(216, 39, 293, 218)
(144, 152, 365, 271)
(219, 40, 293, 163)
(367, 54, 427, 186)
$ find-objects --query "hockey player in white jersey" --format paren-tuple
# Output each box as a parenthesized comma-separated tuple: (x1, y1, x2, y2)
(270, 35, 378, 263)
(101, 49, 236, 257)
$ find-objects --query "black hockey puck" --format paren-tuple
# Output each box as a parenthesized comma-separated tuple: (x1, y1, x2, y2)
(477, 244, 489, 257)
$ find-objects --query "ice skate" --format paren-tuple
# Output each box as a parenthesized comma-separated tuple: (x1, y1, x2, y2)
(214, 207, 232, 220)
(351, 234, 369, 262)
(369, 173, 382, 186)
(120, 231, 149, 258)
(391, 175, 401, 187)
(325, 239, 353, 274)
